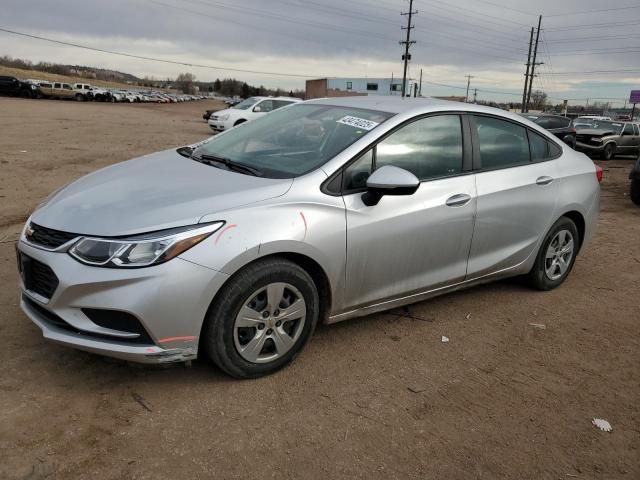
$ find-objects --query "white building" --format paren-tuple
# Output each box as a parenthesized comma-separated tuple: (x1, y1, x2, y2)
(306, 77, 417, 99)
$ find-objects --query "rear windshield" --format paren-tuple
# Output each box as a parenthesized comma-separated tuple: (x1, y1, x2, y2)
(194, 104, 393, 178)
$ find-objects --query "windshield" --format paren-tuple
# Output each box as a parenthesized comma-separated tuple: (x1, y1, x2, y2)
(591, 120, 623, 134)
(193, 103, 393, 178)
(233, 97, 260, 110)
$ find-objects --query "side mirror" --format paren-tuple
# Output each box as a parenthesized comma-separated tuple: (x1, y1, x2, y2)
(253, 106, 262, 112)
(362, 165, 420, 206)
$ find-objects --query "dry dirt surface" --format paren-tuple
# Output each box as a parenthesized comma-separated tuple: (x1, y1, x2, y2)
(0, 97, 638, 479)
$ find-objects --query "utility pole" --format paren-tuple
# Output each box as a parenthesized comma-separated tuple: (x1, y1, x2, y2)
(522, 27, 534, 113)
(473, 88, 477, 103)
(525, 15, 543, 112)
(400, 0, 417, 98)
(390, 72, 394, 95)
(464, 74, 474, 103)
(418, 68, 422, 96)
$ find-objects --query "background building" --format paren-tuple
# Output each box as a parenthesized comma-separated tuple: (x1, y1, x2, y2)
(306, 77, 416, 99)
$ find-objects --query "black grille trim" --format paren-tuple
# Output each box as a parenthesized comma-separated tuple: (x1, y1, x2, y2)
(82, 308, 154, 344)
(27, 223, 79, 249)
(19, 253, 59, 299)
(23, 296, 155, 346)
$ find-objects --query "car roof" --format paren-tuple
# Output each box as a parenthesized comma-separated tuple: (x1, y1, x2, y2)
(302, 95, 530, 123)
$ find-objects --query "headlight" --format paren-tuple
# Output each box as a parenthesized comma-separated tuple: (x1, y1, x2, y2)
(69, 222, 224, 268)
(218, 113, 230, 121)
(591, 137, 603, 143)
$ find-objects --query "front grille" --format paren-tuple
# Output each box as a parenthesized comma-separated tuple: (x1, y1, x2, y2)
(23, 296, 155, 345)
(27, 223, 79, 249)
(576, 134, 602, 147)
(18, 253, 59, 299)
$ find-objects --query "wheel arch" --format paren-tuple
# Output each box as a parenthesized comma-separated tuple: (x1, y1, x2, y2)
(234, 118, 247, 126)
(559, 210, 586, 251)
(207, 249, 333, 327)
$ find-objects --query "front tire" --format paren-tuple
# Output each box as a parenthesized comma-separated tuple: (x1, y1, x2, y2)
(528, 217, 579, 291)
(203, 258, 319, 378)
(602, 143, 615, 160)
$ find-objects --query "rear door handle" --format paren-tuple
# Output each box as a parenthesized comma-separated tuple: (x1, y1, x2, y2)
(536, 176, 554, 186)
(445, 193, 472, 207)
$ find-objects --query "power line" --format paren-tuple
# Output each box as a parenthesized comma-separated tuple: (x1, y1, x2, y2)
(544, 20, 640, 31)
(0, 27, 316, 78)
(420, 0, 531, 28)
(546, 69, 640, 75)
(545, 33, 640, 42)
(545, 4, 640, 17)
(172, 0, 397, 42)
(468, 0, 535, 16)
(550, 50, 640, 56)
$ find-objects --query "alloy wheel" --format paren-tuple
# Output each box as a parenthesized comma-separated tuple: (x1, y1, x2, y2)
(233, 282, 306, 363)
(544, 229, 575, 281)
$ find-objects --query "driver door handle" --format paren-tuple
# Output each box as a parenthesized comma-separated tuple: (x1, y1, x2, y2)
(446, 193, 472, 207)
(536, 176, 554, 186)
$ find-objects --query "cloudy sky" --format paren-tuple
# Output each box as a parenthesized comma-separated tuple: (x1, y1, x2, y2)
(2, 0, 639, 106)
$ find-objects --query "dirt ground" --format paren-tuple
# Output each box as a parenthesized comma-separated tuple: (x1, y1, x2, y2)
(0, 97, 638, 479)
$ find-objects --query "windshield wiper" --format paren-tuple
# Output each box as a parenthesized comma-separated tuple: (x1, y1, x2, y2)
(194, 154, 263, 177)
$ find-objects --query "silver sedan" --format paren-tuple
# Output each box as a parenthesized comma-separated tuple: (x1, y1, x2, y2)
(17, 97, 601, 378)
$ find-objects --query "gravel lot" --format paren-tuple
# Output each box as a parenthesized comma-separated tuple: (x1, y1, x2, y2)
(0, 97, 638, 479)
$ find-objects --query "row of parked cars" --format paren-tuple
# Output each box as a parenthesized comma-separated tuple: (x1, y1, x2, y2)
(522, 113, 639, 206)
(0, 75, 208, 103)
(520, 113, 640, 161)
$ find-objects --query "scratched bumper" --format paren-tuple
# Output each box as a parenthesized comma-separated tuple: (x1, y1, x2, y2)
(17, 238, 229, 363)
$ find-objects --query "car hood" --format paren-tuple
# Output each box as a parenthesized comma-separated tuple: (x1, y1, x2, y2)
(576, 128, 615, 136)
(212, 108, 238, 117)
(31, 149, 293, 236)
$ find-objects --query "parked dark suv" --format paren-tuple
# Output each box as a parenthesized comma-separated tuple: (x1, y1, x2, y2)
(630, 157, 640, 206)
(0, 76, 38, 98)
(520, 114, 576, 148)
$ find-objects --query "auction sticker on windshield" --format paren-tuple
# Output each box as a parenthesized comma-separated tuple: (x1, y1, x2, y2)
(337, 116, 379, 131)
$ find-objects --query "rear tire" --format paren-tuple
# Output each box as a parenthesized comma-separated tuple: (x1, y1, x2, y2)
(74, 93, 84, 102)
(528, 217, 579, 291)
(202, 258, 319, 378)
(631, 179, 640, 206)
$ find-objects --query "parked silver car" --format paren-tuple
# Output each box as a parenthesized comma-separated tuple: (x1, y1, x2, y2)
(17, 97, 601, 378)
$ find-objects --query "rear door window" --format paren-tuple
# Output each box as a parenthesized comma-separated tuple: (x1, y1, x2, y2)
(473, 116, 530, 169)
(529, 131, 549, 161)
(547, 117, 570, 129)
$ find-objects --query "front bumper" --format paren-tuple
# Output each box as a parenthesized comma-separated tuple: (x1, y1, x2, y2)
(575, 142, 605, 154)
(17, 239, 229, 364)
(208, 122, 226, 132)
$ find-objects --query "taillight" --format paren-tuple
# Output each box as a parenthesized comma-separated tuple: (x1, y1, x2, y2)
(595, 165, 603, 183)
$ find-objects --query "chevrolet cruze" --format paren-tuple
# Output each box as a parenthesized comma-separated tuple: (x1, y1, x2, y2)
(17, 97, 601, 378)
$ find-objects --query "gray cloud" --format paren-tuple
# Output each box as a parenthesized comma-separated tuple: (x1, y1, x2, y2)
(2, 0, 639, 105)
